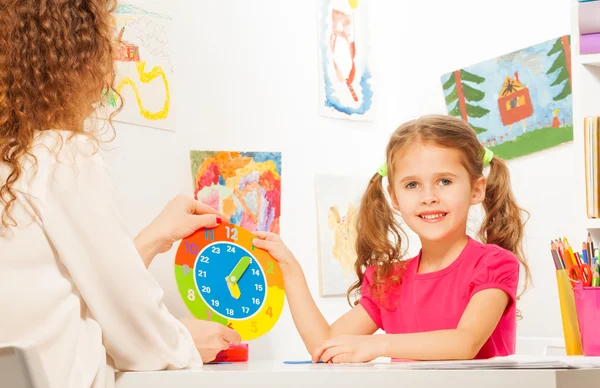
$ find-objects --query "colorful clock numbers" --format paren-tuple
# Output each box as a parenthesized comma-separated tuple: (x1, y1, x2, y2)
(174, 221, 285, 340)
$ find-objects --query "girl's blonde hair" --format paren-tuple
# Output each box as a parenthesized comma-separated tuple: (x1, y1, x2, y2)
(0, 0, 120, 227)
(348, 114, 530, 308)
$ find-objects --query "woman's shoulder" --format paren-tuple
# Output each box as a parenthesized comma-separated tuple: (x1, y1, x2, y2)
(24, 130, 107, 190)
(28, 130, 103, 173)
(32, 130, 99, 159)
(6, 130, 101, 190)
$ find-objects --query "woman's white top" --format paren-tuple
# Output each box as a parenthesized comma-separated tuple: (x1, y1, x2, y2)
(0, 131, 202, 388)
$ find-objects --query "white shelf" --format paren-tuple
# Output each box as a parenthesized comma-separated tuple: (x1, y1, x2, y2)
(586, 218, 600, 229)
(579, 53, 600, 67)
(573, 0, 600, 232)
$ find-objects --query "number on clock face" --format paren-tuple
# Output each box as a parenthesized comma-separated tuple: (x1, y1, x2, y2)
(194, 241, 267, 320)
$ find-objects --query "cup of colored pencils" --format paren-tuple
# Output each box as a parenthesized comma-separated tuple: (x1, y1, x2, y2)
(550, 234, 599, 287)
(550, 237, 584, 355)
(550, 233, 600, 356)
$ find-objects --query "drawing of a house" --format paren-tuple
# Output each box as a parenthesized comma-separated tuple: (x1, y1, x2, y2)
(497, 72, 533, 127)
(114, 27, 140, 62)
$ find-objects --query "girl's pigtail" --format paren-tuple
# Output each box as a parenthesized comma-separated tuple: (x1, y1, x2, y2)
(348, 171, 404, 306)
(479, 156, 531, 298)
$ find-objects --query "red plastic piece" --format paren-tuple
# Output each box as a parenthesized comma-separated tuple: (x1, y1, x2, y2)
(213, 343, 249, 362)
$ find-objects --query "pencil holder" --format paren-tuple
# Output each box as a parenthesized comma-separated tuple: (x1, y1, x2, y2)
(555, 270, 583, 355)
(573, 284, 600, 356)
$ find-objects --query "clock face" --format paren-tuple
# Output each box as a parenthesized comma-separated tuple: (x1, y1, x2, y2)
(174, 222, 285, 341)
(194, 241, 266, 320)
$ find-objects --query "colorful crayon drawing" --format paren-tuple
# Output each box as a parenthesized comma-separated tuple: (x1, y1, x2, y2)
(100, 3, 174, 131)
(317, 0, 374, 121)
(190, 151, 281, 234)
(441, 36, 573, 160)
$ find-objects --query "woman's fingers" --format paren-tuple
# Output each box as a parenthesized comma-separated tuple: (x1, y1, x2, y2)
(191, 199, 228, 221)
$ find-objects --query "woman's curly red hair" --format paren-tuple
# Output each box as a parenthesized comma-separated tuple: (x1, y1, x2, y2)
(0, 0, 119, 227)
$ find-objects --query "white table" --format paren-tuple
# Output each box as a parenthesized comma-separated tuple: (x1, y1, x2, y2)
(115, 361, 600, 388)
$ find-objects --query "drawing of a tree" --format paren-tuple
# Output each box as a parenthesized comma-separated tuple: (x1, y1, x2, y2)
(443, 70, 490, 134)
(101, 88, 118, 108)
(546, 36, 572, 101)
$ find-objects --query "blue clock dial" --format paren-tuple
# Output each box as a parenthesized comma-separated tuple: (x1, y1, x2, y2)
(194, 242, 267, 320)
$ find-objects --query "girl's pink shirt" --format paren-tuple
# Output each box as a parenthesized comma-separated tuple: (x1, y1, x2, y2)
(360, 237, 519, 359)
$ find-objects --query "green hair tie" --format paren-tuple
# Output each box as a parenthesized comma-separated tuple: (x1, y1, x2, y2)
(377, 163, 387, 177)
(483, 148, 494, 164)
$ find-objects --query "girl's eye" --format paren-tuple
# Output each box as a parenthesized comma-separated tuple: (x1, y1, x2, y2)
(439, 179, 452, 186)
(405, 182, 418, 189)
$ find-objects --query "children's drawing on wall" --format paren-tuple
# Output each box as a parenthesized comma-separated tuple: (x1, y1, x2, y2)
(317, 0, 374, 121)
(441, 35, 572, 160)
(101, 3, 174, 131)
(315, 175, 366, 297)
(190, 151, 281, 234)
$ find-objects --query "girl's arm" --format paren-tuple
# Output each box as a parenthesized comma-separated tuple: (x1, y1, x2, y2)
(315, 288, 510, 362)
(252, 232, 378, 355)
(285, 261, 378, 354)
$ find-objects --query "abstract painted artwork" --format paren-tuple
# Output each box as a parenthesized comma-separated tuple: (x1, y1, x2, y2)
(441, 36, 573, 160)
(315, 175, 365, 297)
(190, 151, 281, 234)
(317, 0, 374, 121)
(102, 3, 174, 130)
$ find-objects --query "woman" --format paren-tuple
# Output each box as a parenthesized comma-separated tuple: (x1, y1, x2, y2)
(0, 1, 238, 387)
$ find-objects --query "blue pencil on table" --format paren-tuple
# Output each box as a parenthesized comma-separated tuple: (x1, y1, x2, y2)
(283, 360, 324, 364)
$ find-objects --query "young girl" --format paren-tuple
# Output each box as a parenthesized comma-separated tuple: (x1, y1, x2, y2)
(0, 1, 239, 387)
(253, 114, 531, 363)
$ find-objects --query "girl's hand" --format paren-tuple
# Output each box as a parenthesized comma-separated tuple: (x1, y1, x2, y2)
(251, 232, 300, 278)
(135, 194, 227, 267)
(312, 335, 383, 364)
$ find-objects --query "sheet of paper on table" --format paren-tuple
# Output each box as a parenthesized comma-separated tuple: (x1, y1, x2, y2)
(371, 356, 600, 370)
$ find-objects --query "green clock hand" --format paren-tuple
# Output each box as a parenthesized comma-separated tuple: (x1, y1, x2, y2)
(227, 256, 251, 284)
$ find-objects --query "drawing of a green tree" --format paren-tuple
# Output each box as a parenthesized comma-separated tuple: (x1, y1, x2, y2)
(546, 35, 572, 101)
(101, 88, 118, 108)
(443, 70, 490, 134)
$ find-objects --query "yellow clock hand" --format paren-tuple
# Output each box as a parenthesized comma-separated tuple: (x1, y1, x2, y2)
(226, 280, 241, 300)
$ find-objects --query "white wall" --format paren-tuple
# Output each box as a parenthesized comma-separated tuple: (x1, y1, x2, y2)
(103, 0, 577, 360)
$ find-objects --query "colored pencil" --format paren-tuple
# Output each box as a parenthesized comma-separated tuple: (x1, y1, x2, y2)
(551, 242, 565, 270)
(558, 241, 569, 266)
(564, 238, 576, 263)
(562, 241, 575, 267)
(557, 240, 568, 266)
(582, 241, 590, 265)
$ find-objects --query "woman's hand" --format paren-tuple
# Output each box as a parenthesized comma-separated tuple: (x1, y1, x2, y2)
(251, 231, 301, 279)
(179, 317, 241, 363)
(312, 335, 384, 364)
(135, 194, 226, 267)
